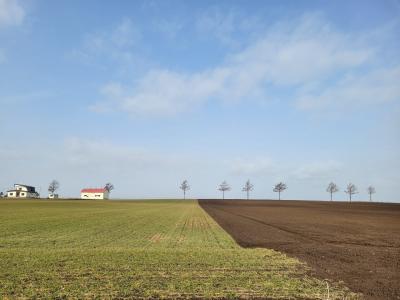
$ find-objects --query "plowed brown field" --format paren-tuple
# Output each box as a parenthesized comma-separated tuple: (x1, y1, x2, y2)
(200, 200, 400, 300)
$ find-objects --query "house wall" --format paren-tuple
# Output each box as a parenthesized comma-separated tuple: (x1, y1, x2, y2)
(7, 191, 39, 198)
(14, 185, 28, 192)
(80, 192, 109, 200)
(7, 191, 17, 197)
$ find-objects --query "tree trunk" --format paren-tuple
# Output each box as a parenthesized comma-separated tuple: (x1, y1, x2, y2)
(350, 193, 352, 203)
(184, 190, 186, 200)
(279, 191, 281, 200)
(369, 193, 371, 202)
(247, 190, 249, 200)
(222, 191, 224, 200)
(330, 192, 332, 201)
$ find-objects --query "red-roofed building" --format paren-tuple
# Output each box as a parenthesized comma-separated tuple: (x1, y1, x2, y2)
(80, 188, 109, 200)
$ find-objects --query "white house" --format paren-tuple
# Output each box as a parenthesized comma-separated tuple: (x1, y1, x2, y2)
(80, 188, 109, 200)
(7, 184, 40, 198)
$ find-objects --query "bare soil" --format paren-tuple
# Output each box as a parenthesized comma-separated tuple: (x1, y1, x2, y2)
(199, 200, 400, 300)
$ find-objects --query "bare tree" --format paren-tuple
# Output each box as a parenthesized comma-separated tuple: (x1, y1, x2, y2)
(326, 182, 339, 201)
(367, 186, 376, 202)
(345, 183, 358, 202)
(180, 180, 190, 200)
(218, 181, 231, 200)
(273, 182, 287, 200)
(242, 180, 253, 200)
(104, 183, 114, 193)
(48, 180, 59, 195)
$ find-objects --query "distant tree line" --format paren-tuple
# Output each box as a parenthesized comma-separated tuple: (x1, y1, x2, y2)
(178, 180, 376, 202)
(326, 182, 376, 203)
(0, 179, 377, 203)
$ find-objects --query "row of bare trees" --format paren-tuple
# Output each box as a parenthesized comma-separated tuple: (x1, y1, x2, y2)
(180, 180, 287, 200)
(43, 179, 375, 202)
(327, 182, 376, 202)
(180, 179, 376, 202)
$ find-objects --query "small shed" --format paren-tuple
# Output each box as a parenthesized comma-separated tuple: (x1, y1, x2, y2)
(80, 188, 109, 200)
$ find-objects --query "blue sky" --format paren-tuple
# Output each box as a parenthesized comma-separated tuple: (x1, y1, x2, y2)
(1, 0, 399, 201)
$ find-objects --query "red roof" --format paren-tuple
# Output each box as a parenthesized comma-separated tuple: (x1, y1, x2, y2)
(81, 188, 106, 193)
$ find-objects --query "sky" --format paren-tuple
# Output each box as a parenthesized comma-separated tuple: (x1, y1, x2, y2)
(1, 0, 399, 201)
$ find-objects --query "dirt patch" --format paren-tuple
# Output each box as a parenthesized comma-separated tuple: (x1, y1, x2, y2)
(149, 233, 164, 243)
(199, 200, 400, 300)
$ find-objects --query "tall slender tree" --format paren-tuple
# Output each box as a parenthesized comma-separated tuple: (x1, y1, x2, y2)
(242, 180, 253, 200)
(180, 180, 190, 200)
(367, 186, 376, 202)
(326, 182, 339, 201)
(345, 183, 358, 203)
(218, 181, 231, 200)
(104, 183, 114, 193)
(273, 182, 287, 200)
(48, 180, 59, 195)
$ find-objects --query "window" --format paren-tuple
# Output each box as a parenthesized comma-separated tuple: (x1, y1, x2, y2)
(21, 193, 25, 196)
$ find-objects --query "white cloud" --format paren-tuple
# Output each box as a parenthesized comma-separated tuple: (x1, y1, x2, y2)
(89, 83, 124, 113)
(153, 18, 184, 40)
(63, 137, 172, 169)
(0, 90, 53, 105)
(111, 18, 138, 48)
(96, 68, 232, 116)
(0, 0, 25, 28)
(94, 14, 380, 117)
(291, 160, 342, 180)
(73, 18, 141, 66)
(229, 157, 343, 182)
(297, 66, 400, 110)
(230, 157, 276, 176)
(196, 9, 238, 46)
(231, 22, 372, 86)
(195, 7, 263, 47)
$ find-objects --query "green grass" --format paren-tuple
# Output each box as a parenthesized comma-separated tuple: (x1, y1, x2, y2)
(0, 199, 357, 299)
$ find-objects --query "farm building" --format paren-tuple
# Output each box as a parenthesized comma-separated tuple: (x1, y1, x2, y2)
(7, 184, 40, 198)
(80, 188, 109, 200)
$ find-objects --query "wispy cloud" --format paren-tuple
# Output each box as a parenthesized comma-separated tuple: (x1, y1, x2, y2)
(0, 90, 54, 105)
(93, 68, 231, 116)
(0, 0, 25, 28)
(64, 137, 174, 169)
(72, 18, 141, 67)
(229, 156, 342, 182)
(195, 7, 262, 47)
(291, 160, 342, 180)
(196, 8, 238, 47)
(297, 66, 400, 110)
(92, 14, 389, 117)
(230, 157, 276, 176)
(153, 18, 184, 40)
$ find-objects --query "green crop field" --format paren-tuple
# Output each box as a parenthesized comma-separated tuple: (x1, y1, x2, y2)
(0, 199, 356, 299)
